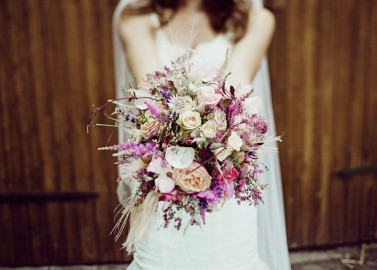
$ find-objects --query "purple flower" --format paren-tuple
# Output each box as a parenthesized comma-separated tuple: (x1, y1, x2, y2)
(160, 90, 172, 100)
(251, 188, 263, 202)
(197, 190, 218, 204)
(145, 101, 167, 122)
(253, 117, 268, 135)
(115, 140, 157, 158)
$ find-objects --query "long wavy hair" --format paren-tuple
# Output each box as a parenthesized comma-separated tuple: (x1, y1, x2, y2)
(122, 0, 252, 42)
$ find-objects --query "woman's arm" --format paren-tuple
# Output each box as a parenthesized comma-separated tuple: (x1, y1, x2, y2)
(225, 7, 275, 85)
(118, 13, 162, 86)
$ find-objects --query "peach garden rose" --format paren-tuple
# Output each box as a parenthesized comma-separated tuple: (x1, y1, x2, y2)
(172, 162, 212, 192)
(141, 115, 161, 139)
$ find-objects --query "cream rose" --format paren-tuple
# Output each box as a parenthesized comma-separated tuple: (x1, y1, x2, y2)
(201, 120, 217, 138)
(178, 110, 202, 130)
(172, 162, 211, 192)
(213, 108, 227, 131)
(141, 115, 160, 139)
(226, 131, 243, 151)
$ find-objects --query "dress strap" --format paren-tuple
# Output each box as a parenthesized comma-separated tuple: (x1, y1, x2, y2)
(150, 13, 161, 29)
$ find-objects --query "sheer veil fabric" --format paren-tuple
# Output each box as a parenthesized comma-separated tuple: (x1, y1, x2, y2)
(112, 0, 291, 269)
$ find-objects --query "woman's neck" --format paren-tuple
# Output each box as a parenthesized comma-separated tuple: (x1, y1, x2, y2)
(181, 0, 203, 12)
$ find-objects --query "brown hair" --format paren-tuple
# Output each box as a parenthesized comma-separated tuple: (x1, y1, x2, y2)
(123, 0, 252, 42)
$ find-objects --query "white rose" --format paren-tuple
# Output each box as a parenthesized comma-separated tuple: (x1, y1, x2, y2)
(213, 109, 227, 131)
(178, 110, 202, 130)
(201, 120, 217, 138)
(226, 131, 243, 151)
(213, 147, 232, 162)
(242, 97, 262, 116)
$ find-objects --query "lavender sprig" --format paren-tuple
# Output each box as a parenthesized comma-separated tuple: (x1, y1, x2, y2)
(145, 101, 168, 122)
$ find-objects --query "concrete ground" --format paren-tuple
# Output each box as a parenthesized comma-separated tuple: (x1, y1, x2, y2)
(1, 244, 376, 270)
(290, 244, 377, 270)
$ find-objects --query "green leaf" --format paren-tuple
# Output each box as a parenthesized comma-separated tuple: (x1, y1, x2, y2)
(219, 99, 232, 110)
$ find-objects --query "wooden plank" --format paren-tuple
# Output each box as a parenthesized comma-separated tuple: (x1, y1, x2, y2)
(1, 0, 377, 265)
(10, 204, 34, 265)
(269, 0, 377, 248)
(51, 0, 84, 263)
(85, 0, 132, 263)
(0, 1, 14, 264)
(34, 0, 68, 263)
(0, 206, 14, 264)
(315, 0, 334, 246)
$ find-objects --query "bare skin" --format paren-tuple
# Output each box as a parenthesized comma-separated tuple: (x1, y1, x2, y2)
(118, 1, 275, 86)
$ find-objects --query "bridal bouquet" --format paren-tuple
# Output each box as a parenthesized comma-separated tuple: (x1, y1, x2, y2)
(88, 55, 280, 252)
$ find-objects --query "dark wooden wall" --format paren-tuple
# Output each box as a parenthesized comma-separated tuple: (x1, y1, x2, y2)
(268, 0, 377, 248)
(0, 0, 376, 266)
(0, 0, 129, 266)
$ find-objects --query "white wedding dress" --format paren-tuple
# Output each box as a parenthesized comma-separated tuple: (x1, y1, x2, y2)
(113, 1, 291, 269)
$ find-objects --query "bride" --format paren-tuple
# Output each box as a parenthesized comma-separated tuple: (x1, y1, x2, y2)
(113, 0, 291, 269)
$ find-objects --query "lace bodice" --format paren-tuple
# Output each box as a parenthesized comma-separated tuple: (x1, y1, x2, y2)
(151, 13, 234, 69)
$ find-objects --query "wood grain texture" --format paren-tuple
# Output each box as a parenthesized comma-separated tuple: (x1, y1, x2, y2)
(0, 0, 129, 266)
(0, 0, 376, 266)
(268, 0, 377, 248)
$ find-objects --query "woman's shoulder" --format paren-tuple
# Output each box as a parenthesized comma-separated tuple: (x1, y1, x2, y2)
(119, 12, 154, 32)
(119, 12, 156, 38)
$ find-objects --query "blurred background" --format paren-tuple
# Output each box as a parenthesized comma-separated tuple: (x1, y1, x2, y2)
(0, 0, 376, 267)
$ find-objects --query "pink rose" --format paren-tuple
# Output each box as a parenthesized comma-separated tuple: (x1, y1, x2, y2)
(223, 168, 239, 183)
(172, 162, 212, 192)
(196, 86, 222, 112)
(253, 118, 268, 135)
(160, 193, 182, 202)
